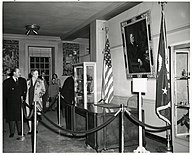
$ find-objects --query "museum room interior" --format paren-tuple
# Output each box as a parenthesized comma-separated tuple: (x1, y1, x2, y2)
(2, 0, 191, 153)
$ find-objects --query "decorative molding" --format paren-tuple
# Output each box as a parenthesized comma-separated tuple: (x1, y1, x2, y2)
(3, 33, 61, 41)
(152, 24, 190, 38)
(169, 40, 190, 47)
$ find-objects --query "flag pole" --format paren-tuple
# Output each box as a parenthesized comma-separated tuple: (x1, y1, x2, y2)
(99, 27, 109, 103)
(100, 48, 105, 103)
(158, 2, 172, 152)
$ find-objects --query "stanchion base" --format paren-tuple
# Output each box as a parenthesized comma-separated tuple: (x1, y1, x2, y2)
(134, 146, 150, 153)
(16, 136, 25, 141)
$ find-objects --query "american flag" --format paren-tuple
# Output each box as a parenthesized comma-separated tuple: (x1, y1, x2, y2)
(102, 38, 114, 103)
(155, 9, 171, 125)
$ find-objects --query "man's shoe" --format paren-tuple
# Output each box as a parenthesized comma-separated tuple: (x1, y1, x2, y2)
(16, 136, 25, 141)
(9, 133, 14, 138)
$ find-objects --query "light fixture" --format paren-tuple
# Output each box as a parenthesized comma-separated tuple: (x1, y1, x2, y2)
(25, 24, 40, 35)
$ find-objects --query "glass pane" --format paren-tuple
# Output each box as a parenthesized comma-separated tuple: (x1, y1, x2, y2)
(31, 57, 34, 62)
(74, 67, 83, 108)
(76, 69, 83, 95)
(30, 63, 34, 68)
(176, 108, 189, 135)
(86, 66, 94, 105)
(176, 53, 188, 77)
(176, 80, 188, 104)
(45, 57, 49, 62)
(175, 51, 189, 137)
(86, 66, 94, 94)
(36, 57, 39, 62)
(41, 64, 44, 68)
(45, 70, 49, 75)
(40, 57, 44, 62)
(45, 64, 49, 68)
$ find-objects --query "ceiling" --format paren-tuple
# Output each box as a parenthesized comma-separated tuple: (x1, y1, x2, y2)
(3, 1, 140, 41)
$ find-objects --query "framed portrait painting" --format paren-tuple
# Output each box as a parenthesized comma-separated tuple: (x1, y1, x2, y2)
(121, 11, 154, 78)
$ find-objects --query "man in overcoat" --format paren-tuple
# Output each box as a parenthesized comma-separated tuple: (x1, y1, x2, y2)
(60, 71, 75, 130)
(3, 67, 27, 137)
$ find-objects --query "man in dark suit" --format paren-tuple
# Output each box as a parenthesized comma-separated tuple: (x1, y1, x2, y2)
(127, 33, 151, 73)
(3, 67, 27, 138)
(60, 72, 74, 130)
(127, 33, 144, 73)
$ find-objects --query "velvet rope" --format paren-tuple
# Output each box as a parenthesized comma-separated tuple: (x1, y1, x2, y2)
(22, 101, 34, 120)
(124, 109, 171, 132)
(40, 108, 121, 136)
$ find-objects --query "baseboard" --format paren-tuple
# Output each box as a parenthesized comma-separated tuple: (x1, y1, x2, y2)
(145, 132, 167, 144)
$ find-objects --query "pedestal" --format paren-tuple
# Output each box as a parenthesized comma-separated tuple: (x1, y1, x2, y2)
(132, 78, 149, 153)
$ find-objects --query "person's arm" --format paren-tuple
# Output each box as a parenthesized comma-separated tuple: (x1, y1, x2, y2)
(22, 78, 27, 101)
(3, 80, 8, 115)
(58, 78, 61, 88)
(39, 79, 46, 98)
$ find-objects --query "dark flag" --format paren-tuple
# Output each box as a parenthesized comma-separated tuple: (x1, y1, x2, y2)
(155, 9, 171, 125)
(101, 37, 114, 104)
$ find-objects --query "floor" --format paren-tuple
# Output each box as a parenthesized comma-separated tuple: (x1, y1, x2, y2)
(3, 110, 167, 153)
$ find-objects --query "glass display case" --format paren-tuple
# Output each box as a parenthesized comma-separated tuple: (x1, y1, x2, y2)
(73, 62, 97, 111)
(170, 42, 190, 152)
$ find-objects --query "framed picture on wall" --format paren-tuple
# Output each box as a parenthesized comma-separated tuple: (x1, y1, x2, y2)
(63, 42, 79, 76)
(121, 11, 154, 78)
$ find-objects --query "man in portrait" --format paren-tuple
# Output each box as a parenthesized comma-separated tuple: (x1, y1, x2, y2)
(127, 33, 150, 74)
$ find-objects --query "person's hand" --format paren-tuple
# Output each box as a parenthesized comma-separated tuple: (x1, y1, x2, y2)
(21, 96, 23, 102)
(138, 59, 143, 66)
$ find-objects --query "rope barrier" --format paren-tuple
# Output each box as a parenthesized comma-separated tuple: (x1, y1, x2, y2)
(21, 93, 173, 153)
(124, 109, 171, 132)
(21, 91, 173, 153)
(40, 108, 121, 136)
(40, 95, 171, 135)
(22, 94, 171, 134)
(145, 128, 170, 133)
(22, 101, 34, 120)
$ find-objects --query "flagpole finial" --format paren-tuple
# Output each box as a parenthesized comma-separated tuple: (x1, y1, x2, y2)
(105, 27, 109, 39)
(105, 27, 109, 34)
(158, 1, 167, 11)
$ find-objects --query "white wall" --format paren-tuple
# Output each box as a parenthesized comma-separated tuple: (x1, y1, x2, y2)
(106, 2, 190, 137)
(73, 38, 90, 62)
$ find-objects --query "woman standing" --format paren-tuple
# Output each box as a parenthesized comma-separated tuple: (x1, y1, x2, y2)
(25, 69, 45, 134)
(52, 73, 61, 89)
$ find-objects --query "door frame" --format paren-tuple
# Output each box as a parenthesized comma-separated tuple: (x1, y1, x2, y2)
(28, 46, 52, 83)
(24, 42, 58, 81)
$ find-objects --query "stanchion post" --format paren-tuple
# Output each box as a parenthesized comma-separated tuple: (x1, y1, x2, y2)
(58, 92, 61, 126)
(17, 97, 25, 141)
(21, 102, 24, 136)
(166, 127, 172, 152)
(132, 78, 149, 153)
(138, 92, 142, 149)
(34, 102, 37, 153)
(120, 104, 124, 153)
